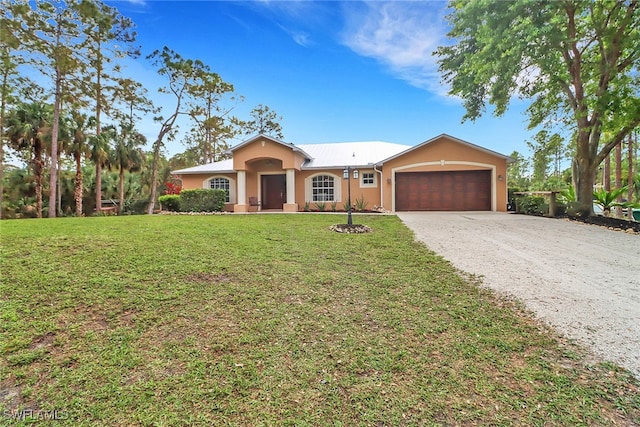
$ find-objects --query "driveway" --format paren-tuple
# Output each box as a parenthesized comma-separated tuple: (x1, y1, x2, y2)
(397, 211, 640, 379)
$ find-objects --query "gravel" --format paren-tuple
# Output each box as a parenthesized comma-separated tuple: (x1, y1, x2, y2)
(397, 211, 640, 379)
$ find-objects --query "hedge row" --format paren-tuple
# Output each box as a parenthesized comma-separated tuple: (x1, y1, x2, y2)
(158, 189, 227, 212)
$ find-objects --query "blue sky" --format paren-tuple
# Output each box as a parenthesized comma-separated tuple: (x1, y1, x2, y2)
(107, 0, 536, 159)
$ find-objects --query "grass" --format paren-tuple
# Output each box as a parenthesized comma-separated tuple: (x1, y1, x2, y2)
(1, 214, 638, 426)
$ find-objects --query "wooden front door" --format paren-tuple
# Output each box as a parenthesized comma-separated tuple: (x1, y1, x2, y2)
(261, 174, 286, 210)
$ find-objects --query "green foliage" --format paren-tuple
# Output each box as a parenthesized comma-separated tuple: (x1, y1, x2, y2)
(354, 195, 368, 212)
(158, 194, 180, 212)
(314, 201, 326, 212)
(515, 195, 547, 216)
(437, 1, 640, 211)
(560, 186, 577, 204)
(330, 201, 338, 212)
(244, 104, 284, 139)
(593, 186, 639, 216)
(303, 201, 310, 212)
(179, 189, 226, 212)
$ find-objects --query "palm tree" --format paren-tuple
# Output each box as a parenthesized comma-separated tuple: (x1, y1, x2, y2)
(90, 126, 112, 212)
(111, 123, 145, 213)
(5, 102, 52, 218)
(67, 111, 93, 216)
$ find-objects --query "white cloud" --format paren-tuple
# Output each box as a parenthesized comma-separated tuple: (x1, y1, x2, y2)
(341, 1, 450, 96)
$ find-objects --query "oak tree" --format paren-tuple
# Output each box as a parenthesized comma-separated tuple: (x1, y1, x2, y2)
(437, 0, 640, 215)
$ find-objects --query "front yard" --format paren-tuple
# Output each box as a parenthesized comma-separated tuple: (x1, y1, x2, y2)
(1, 215, 638, 425)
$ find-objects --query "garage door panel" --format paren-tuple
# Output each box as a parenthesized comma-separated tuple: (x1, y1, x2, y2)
(396, 170, 491, 211)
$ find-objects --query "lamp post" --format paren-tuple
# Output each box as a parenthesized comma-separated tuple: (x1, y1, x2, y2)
(343, 166, 357, 225)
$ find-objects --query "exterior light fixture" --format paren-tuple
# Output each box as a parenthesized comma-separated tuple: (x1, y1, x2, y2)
(343, 166, 353, 225)
(353, 169, 359, 179)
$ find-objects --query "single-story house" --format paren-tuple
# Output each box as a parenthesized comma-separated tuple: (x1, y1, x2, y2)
(172, 133, 513, 213)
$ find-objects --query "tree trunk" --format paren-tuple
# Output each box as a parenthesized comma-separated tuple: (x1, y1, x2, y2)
(74, 152, 83, 216)
(48, 72, 62, 218)
(34, 146, 43, 219)
(119, 167, 125, 214)
(603, 154, 610, 191)
(574, 133, 596, 217)
(96, 162, 102, 214)
(615, 142, 622, 217)
(146, 140, 161, 215)
(0, 68, 7, 221)
(629, 133, 634, 206)
(57, 150, 63, 216)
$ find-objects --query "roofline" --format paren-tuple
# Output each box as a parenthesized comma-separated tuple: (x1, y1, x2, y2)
(226, 134, 314, 160)
(172, 169, 235, 175)
(301, 164, 378, 170)
(377, 133, 515, 165)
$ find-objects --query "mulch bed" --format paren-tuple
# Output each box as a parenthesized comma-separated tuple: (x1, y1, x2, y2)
(329, 224, 373, 234)
(578, 215, 640, 233)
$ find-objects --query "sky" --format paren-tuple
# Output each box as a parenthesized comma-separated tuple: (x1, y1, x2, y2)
(105, 0, 537, 160)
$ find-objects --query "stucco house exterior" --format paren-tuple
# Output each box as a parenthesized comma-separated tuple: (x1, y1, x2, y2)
(172, 133, 513, 213)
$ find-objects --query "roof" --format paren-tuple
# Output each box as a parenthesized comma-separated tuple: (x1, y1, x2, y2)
(172, 133, 513, 175)
(298, 141, 409, 169)
(173, 158, 234, 175)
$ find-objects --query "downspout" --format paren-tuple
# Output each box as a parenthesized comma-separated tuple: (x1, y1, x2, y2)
(373, 163, 384, 210)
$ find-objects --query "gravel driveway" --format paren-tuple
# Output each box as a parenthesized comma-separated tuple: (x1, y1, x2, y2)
(397, 211, 640, 379)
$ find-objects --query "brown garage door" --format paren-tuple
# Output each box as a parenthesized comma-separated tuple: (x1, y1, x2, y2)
(395, 170, 491, 211)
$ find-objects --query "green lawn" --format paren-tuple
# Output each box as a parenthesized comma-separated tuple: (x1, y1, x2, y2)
(1, 214, 638, 426)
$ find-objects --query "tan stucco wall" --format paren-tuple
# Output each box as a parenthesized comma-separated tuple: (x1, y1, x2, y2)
(380, 135, 508, 212)
(176, 135, 508, 213)
(176, 173, 237, 212)
(233, 137, 304, 171)
(295, 169, 382, 211)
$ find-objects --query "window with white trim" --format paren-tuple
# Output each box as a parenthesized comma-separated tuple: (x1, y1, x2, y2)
(209, 177, 230, 202)
(311, 175, 335, 202)
(361, 172, 375, 186)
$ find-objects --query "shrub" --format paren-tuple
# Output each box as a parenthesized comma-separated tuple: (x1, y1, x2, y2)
(354, 195, 368, 212)
(515, 195, 547, 216)
(179, 189, 226, 212)
(158, 195, 180, 212)
(314, 201, 326, 212)
(330, 201, 338, 212)
(123, 199, 149, 215)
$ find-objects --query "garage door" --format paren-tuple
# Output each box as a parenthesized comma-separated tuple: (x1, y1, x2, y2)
(395, 170, 491, 211)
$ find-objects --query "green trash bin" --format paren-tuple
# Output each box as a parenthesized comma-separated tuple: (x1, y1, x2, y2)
(633, 209, 640, 221)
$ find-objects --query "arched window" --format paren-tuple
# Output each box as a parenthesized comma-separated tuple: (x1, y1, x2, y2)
(306, 174, 340, 202)
(206, 177, 231, 203)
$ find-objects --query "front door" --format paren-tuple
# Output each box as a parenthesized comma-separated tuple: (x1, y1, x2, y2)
(261, 174, 286, 210)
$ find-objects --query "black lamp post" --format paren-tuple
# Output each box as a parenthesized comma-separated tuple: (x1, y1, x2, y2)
(343, 166, 357, 225)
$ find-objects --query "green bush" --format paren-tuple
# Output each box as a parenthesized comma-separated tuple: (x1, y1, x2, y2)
(158, 195, 180, 212)
(314, 201, 326, 212)
(123, 199, 149, 215)
(179, 189, 226, 212)
(515, 195, 547, 216)
(354, 195, 368, 212)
